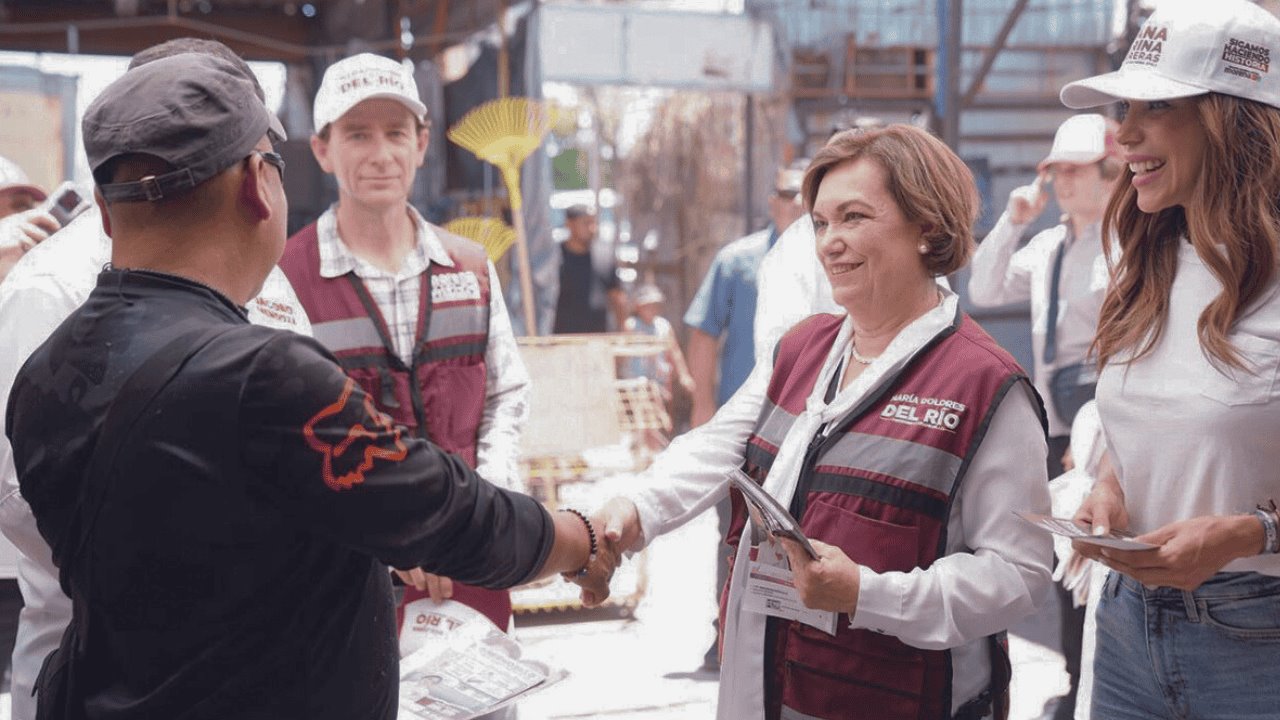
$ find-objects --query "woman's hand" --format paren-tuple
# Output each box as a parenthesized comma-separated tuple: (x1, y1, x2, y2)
(1097, 515, 1265, 591)
(779, 537, 861, 615)
(1071, 452, 1129, 563)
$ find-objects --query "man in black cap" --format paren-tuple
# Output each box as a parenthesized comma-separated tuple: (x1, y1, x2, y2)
(5, 52, 616, 720)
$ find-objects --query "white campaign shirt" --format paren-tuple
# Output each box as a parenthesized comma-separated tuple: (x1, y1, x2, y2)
(629, 291, 1053, 718)
(1097, 240, 1280, 577)
(968, 211, 1109, 436)
(315, 205, 530, 489)
(0, 208, 312, 720)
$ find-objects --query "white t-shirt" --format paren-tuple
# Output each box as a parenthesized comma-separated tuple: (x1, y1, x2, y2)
(1097, 240, 1280, 576)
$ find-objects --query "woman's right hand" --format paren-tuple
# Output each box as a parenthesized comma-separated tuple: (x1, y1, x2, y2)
(1072, 452, 1129, 561)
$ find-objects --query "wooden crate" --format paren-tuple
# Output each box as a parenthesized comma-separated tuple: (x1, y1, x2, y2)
(844, 40, 934, 100)
(792, 47, 833, 99)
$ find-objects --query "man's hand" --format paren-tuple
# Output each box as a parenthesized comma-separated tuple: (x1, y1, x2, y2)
(779, 537, 861, 615)
(565, 516, 622, 607)
(0, 208, 59, 281)
(394, 569, 455, 602)
(1006, 175, 1049, 226)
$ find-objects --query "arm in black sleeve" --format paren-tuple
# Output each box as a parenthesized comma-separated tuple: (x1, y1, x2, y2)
(237, 331, 553, 588)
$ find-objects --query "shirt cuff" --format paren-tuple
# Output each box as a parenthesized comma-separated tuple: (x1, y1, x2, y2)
(848, 566, 905, 634)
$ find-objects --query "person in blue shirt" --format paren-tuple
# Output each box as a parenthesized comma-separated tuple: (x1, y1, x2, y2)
(682, 164, 805, 670)
(685, 166, 806, 426)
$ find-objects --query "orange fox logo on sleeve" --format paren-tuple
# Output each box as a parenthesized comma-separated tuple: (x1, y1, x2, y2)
(303, 378, 409, 491)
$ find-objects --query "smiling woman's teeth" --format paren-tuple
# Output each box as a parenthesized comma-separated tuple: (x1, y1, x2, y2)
(830, 263, 858, 275)
(1129, 160, 1164, 175)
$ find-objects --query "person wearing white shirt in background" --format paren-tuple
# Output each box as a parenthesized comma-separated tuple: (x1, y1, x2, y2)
(0, 157, 58, 286)
(278, 54, 531, 685)
(1060, 1, 1280, 717)
(0, 39, 314, 720)
(966, 113, 1120, 720)
(590, 125, 1051, 720)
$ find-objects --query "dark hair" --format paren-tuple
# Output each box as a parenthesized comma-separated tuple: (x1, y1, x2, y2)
(802, 125, 978, 277)
(565, 204, 594, 221)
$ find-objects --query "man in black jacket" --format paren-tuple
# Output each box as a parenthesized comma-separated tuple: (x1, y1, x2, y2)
(5, 52, 614, 720)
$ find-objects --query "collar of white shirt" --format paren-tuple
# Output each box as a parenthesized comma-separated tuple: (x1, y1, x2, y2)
(315, 203, 455, 280)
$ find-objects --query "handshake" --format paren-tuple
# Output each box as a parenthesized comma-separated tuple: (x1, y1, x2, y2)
(562, 497, 644, 607)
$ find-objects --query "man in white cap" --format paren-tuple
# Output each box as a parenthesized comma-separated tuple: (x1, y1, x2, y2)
(966, 112, 1121, 720)
(279, 54, 531, 651)
(0, 156, 57, 283)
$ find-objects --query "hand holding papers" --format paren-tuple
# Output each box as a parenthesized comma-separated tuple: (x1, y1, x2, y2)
(1015, 511, 1158, 551)
(728, 468, 838, 635)
(726, 467, 819, 560)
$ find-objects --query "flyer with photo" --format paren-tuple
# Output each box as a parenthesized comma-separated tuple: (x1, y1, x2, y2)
(1014, 511, 1158, 551)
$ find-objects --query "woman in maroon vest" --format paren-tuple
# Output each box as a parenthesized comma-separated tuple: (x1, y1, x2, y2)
(591, 125, 1054, 720)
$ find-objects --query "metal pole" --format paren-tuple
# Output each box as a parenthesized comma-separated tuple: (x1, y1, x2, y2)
(934, 0, 963, 149)
(744, 93, 755, 236)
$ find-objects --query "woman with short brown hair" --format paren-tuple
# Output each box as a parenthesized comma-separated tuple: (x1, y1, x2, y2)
(594, 124, 1053, 720)
(1060, 1, 1280, 717)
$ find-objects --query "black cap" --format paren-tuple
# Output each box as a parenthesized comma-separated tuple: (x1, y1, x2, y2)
(83, 53, 287, 203)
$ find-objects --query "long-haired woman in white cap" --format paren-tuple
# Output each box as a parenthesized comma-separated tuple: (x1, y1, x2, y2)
(1060, 1, 1280, 716)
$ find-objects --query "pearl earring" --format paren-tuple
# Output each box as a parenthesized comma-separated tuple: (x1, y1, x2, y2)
(918, 244, 928, 254)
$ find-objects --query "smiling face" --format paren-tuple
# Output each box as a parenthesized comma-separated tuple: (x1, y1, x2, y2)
(811, 157, 932, 314)
(1115, 98, 1208, 214)
(311, 98, 428, 211)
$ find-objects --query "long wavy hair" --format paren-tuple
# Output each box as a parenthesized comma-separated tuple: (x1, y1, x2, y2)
(1093, 93, 1280, 370)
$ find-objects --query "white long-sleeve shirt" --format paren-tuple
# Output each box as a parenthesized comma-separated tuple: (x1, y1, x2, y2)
(0, 208, 312, 720)
(629, 291, 1053, 717)
(967, 211, 1108, 436)
(1097, 240, 1280, 577)
(315, 206, 529, 489)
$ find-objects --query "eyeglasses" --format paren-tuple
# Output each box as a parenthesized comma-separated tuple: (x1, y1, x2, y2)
(253, 150, 286, 181)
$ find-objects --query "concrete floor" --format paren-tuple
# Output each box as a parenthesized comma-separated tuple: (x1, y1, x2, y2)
(511, 502, 1075, 720)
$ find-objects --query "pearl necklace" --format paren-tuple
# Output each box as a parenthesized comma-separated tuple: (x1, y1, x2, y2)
(850, 341, 879, 365)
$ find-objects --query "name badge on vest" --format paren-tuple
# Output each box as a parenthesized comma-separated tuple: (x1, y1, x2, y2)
(431, 272, 482, 303)
(741, 539, 838, 635)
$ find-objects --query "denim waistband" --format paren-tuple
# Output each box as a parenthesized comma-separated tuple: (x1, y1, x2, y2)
(1109, 570, 1280, 622)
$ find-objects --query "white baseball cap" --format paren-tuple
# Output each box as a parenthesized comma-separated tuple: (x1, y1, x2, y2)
(0, 155, 46, 202)
(313, 53, 427, 133)
(1061, 0, 1280, 110)
(1037, 114, 1119, 172)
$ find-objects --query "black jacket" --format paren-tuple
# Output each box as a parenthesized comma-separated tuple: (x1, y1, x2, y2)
(5, 269, 553, 720)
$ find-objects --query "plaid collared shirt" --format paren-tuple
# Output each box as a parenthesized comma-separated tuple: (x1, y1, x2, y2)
(315, 204, 530, 489)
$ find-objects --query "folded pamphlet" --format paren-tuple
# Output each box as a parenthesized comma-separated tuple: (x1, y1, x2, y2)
(726, 467, 819, 560)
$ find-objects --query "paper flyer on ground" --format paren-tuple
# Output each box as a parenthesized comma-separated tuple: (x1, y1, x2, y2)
(726, 467, 819, 559)
(1014, 511, 1158, 551)
(397, 599, 567, 719)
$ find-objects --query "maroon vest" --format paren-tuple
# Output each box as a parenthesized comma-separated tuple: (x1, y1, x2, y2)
(726, 311, 1041, 720)
(281, 221, 512, 629)
(281, 221, 491, 465)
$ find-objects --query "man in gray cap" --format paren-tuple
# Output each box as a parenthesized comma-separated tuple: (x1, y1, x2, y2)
(5, 52, 616, 720)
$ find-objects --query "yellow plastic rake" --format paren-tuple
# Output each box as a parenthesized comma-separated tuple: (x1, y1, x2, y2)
(448, 98, 554, 334)
(444, 217, 517, 264)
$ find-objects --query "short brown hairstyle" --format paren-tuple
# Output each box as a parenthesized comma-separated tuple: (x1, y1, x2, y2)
(801, 125, 978, 277)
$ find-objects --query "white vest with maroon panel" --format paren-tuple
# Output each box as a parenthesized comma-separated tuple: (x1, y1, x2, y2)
(725, 310, 1042, 720)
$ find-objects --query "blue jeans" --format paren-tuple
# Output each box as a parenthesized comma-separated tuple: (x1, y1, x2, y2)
(1092, 570, 1280, 720)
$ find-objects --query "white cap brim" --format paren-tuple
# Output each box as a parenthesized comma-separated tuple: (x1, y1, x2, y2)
(1060, 66, 1210, 109)
(317, 92, 427, 133)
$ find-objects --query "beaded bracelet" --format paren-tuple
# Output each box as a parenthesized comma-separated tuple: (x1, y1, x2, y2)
(559, 508, 598, 577)
(1256, 499, 1280, 555)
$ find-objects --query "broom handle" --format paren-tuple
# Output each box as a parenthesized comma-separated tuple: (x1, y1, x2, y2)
(510, 203, 539, 337)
